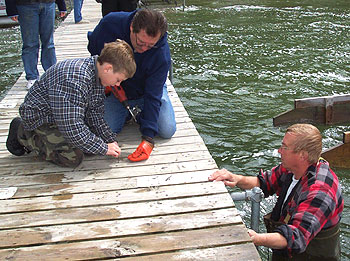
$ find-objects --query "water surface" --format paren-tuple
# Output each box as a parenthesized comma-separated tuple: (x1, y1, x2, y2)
(164, 1, 350, 259)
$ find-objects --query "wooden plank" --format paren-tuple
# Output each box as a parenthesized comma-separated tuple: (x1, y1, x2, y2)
(0, 208, 241, 248)
(295, 94, 350, 109)
(273, 107, 325, 126)
(325, 97, 334, 125)
(2, 169, 216, 199)
(0, 119, 194, 136)
(0, 150, 214, 177)
(118, 244, 261, 261)
(329, 102, 350, 125)
(275, 95, 350, 126)
(344, 132, 350, 144)
(0, 160, 217, 187)
(0, 124, 197, 144)
(0, 193, 233, 229)
(0, 131, 205, 154)
(321, 142, 350, 168)
(0, 182, 227, 214)
(0, 225, 251, 260)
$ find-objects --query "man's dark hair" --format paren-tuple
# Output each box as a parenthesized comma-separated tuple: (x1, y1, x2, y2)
(131, 9, 168, 38)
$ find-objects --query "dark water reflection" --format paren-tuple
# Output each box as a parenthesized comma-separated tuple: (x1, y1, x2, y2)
(0, 1, 349, 259)
(0, 26, 22, 98)
(0, 10, 68, 99)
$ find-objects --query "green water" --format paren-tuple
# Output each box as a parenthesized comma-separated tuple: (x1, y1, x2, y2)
(0, 11, 67, 99)
(0, 26, 22, 98)
(164, 1, 350, 259)
(1, 1, 350, 259)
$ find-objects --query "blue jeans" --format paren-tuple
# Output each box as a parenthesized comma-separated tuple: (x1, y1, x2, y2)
(74, 0, 83, 23)
(17, 3, 56, 81)
(104, 84, 176, 139)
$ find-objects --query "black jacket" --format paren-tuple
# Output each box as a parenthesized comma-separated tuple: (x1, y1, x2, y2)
(5, 0, 66, 17)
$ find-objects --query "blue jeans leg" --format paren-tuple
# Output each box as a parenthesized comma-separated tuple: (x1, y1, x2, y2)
(158, 85, 176, 139)
(39, 2, 56, 71)
(74, 0, 83, 23)
(104, 84, 176, 138)
(104, 93, 130, 134)
(17, 3, 56, 81)
(18, 4, 40, 81)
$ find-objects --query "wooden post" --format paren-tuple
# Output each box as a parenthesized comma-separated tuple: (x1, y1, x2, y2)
(343, 132, 350, 144)
(274, 94, 350, 126)
(325, 97, 334, 125)
(321, 132, 350, 169)
(274, 95, 350, 168)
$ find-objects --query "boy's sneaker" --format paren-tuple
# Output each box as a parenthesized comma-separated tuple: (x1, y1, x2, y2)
(6, 117, 26, 156)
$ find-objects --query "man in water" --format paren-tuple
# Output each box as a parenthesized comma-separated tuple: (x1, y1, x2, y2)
(209, 123, 343, 260)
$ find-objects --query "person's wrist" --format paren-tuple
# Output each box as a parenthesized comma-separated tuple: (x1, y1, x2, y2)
(141, 135, 154, 146)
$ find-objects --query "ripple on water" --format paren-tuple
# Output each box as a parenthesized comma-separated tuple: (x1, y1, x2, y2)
(166, 3, 350, 258)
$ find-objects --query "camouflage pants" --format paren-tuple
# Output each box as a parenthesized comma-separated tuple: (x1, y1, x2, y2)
(18, 123, 84, 168)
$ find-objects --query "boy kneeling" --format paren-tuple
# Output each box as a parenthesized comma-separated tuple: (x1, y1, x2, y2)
(6, 40, 136, 168)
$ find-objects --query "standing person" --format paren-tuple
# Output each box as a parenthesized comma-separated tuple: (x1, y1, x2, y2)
(209, 124, 343, 260)
(73, 0, 87, 23)
(6, 40, 136, 168)
(88, 8, 176, 162)
(5, 0, 67, 89)
(98, 0, 137, 17)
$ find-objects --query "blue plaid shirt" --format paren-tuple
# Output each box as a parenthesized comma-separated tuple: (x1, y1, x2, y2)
(19, 56, 117, 155)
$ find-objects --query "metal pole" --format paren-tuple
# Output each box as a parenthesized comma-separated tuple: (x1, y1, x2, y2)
(230, 191, 246, 201)
(230, 187, 264, 232)
(250, 187, 264, 232)
(169, 59, 173, 84)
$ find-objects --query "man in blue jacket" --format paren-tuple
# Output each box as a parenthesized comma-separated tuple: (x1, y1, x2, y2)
(88, 8, 176, 162)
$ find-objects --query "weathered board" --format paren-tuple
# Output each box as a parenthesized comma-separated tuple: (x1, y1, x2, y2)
(0, 1, 261, 260)
(273, 94, 350, 126)
(274, 95, 350, 169)
(321, 132, 350, 169)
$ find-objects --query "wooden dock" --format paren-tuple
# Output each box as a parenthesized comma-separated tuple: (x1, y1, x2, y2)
(0, 1, 261, 260)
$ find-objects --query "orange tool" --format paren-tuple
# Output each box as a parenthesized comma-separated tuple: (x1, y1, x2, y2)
(108, 85, 138, 122)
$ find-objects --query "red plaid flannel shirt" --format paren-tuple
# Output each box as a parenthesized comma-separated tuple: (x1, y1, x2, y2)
(258, 159, 343, 257)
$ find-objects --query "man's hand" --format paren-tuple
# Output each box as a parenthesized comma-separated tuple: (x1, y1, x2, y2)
(106, 141, 121, 158)
(247, 229, 287, 249)
(128, 140, 154, 162)
(209, 169, 260, 190)
(10, 16, 18, 22)
(247, 229, 263, 245)
(59, 11, 67, 18)
(208, 168, 242, 188)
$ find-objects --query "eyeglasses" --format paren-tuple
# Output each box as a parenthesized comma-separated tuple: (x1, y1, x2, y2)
(279, 144, 293, 151)
(134, 32, 158, 49)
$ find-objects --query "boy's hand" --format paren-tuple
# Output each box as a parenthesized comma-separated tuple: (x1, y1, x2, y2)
(106, 141, 121, 158)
